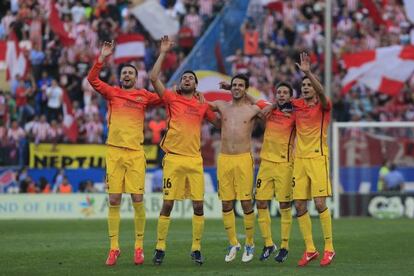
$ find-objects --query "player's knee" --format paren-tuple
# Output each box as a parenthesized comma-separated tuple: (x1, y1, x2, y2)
(294, 201, 307, 216)
(108, 194, 122, 206)
(160, 200, 174, 216)
(131, 194, 143, 203)
(314, 200, 327, 213)
(256, 200, 268, 209)
(240, 200, 253, 213)
(222, 201, 233, 212)
(279, 201, 291, 209)
(192, 201, 204, 215)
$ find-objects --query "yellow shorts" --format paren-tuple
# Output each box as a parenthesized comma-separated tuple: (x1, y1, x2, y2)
(292, 156, 332, 200)
(255, 159, 293, 202)
(217, 153, 254, 201)
(162, 153, 204, 201)
(105, 145, 146, 194)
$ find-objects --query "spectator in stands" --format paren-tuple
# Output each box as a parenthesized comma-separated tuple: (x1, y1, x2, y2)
(7, 120, 25, 146)
(384, 164, 405, 192)
(39, 177, 51, 193)
(15, 78, 35, 123)
(183, 6, 203, 38)
(45, 79, 63, 122)
(33, 114, 50, 144)
(58, 176, 73, 193)
(49, 119, 64, 144)
(148, 111, 166, 144)
(79, 180, 98, 193)
(85, 113, 103, 144)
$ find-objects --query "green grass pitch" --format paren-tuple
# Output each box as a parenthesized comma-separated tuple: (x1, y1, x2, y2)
(1, 218, 414, 275)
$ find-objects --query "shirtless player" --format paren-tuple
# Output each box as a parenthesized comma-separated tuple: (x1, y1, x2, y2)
(208, 74, 262, 263)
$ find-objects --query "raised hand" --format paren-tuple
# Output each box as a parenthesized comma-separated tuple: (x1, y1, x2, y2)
(295, 52, 311, 73)
(100, 40, 115, 58)
(219, 81, 231, 90)
(160, 35, 174, 53)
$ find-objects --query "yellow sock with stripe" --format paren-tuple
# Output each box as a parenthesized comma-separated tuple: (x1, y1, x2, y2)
(297, 211, 316, 252)
(156, 215, 170, 251)
(244, 211, 255, 246)
(133, 202, 145, 249)
(280, 207, 292, 249)
(319, 208, 334, 251)
(191, 214, 204, 251)
(222, 210, 239, 246)
(108, 204, 120, 250)
(257, 208, 273, 247)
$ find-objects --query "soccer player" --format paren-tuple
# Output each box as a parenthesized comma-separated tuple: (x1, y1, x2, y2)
(255, 82, 296, 263)
(87, 41, 160, 266)
(150, 36, 218, 265)
(209, 75, 261, 263)
(292, 52, 335, 266)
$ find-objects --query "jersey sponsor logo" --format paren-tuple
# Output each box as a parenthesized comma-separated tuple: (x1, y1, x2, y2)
(184, 106, 202, 117)
(123, 100, 144, 110)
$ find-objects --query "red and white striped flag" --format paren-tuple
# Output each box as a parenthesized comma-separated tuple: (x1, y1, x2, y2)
(5, 32, 29, 81)
(62, 89, 78, 143)
(114, 34, 145, 64)
(341, 45, 414, 96)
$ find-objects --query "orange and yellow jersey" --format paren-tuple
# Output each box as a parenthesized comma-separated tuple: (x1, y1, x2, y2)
(256, 100, 296, 163)
(292, 98, 331, 158)
(160, 90, 216, 157)
(87, 61, 160, 150)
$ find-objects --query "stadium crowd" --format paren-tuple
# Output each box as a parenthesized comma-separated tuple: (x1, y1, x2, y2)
(0, 0, 227, 166)
(0, 0, 413, 168)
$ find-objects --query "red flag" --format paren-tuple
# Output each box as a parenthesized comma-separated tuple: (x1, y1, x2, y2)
(341, 45, 414, 96)
(49, 0, 75, 47)
(62, 90, 78, 142)
(114, 34, 145, 64)
(361, 0, 386, 26)
(5, 31, 29, 80)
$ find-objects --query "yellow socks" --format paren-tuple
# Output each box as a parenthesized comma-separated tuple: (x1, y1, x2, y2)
(297, 211, 316, 252)
(244, 211, 255, 246)
(257, 208, 273, 247)
(133, 202, 145, 249)
(280, 207, 292, 249)
(156, 215, 171, 251)
(222, 210, 239, 246)
(319, 208, 334, 251)
(191, 214, 204, 251)
(108, 204, 121, 250)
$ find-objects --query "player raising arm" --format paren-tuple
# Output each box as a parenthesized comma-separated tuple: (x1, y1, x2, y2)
(291, 52, 335, 267)
(88, 41, 160, 266)
(150, 35, 219, 265)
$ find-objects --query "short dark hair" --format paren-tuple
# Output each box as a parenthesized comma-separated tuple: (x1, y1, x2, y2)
(276, 81, 293, 96)
(181, 70, 198, 84)
(119, 64, 138, 77)
(302, 75, 310, 82)
(231, 74, 249, 89)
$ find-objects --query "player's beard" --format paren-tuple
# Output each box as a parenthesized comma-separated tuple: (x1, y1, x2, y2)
(121, 80, 134, 89)
(180, 86, 194, 95)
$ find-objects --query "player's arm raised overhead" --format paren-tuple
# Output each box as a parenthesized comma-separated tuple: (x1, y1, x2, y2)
(150, 35, 174, 97)
(87, 41, 115, 98)
(296, 52, 328, 109)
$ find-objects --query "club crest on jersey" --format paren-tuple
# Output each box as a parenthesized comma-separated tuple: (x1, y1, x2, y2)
(135, 96, 143, 102)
